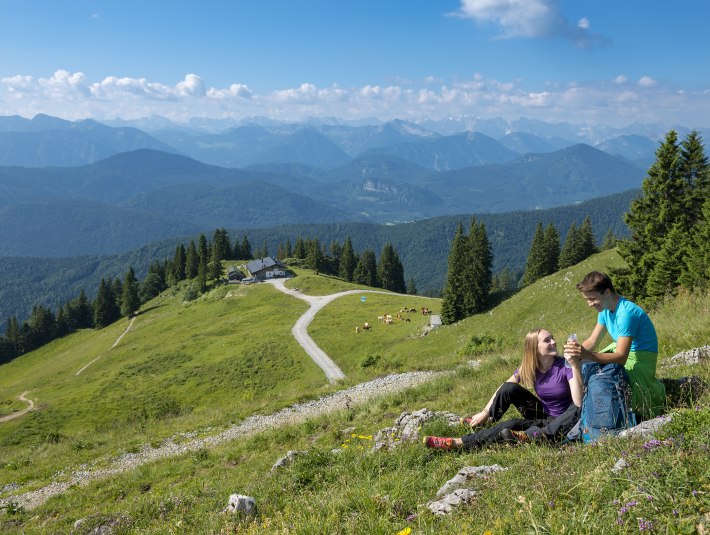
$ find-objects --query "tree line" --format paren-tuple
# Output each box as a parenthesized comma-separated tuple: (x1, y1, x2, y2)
(0, 229, 409, 364)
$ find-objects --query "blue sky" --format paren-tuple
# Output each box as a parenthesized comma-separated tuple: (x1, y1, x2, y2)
(1, 0, 708, 127)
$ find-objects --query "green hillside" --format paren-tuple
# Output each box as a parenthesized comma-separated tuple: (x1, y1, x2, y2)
(0, 250, 708, 533)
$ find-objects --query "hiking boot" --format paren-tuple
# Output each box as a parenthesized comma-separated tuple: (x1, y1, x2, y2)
(499, 428, 529, 444)
(509, 430, 530, 443)
(423, 436, 456, 450)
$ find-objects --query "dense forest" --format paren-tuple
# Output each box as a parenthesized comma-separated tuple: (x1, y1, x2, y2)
(0, 188, 635, 326)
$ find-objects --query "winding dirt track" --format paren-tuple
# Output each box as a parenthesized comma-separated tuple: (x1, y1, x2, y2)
(0, 392, 34, 423)
(265, 279, 400, 382)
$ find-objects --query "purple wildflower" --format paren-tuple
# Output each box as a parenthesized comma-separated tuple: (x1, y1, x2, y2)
(405, 514, 418, 522)
(638, 518, 654, 531)
(672, 509, 679, 517)
(643, 439, 662, 450)
(626, 500, 639, 507)
(612, 499, 620, 505)
(620, 507, 628, 514)
(692, 490, 699, 496)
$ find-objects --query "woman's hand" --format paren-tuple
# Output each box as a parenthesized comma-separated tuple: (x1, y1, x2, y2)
(467, 410, 490, 427)
(563, 339, 582, 365)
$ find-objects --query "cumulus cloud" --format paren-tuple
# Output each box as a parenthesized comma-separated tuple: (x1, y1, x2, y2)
(0, 69, 705, 127)
(455, 0, 609, 48)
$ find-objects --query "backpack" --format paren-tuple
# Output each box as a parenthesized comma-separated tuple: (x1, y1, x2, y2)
(579, 362, 636, 443)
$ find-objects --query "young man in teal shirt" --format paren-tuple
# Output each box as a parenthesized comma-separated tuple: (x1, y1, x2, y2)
(567, 271, 666, 420)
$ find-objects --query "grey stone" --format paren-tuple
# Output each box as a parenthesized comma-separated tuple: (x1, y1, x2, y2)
(666, 346, 710, 367)
(436, 465, 508, 497)
(427, 488, 476, 515)
(271, 450, 307, 471)
(223, 494, 257, 516)
(372, 408, 460, 451)
(618, 415, 674, 438)
(611, 458, 630, 473)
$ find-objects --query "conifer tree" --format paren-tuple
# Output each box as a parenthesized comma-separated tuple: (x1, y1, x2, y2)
(618, 131, 682, 300)
(173, 244, 187, 281)
(110, 278, 123, 317)
(93, 278, 116, 328)
(286, 239, 293, 258)
(185, 240, 199, 279)
(305, 238, 326, 273)
(209, 242, 223, 281)
(441, 223, 467, 324)
(353, 249, 378, 287)
(463, 219, 493, 314)
(121, 267, 140, 318)
(646, 223, 687, 301)
(406, 277, 417, 295)
(241, 236, 252, 260)
(377, 243, 405, 293)
(521, 222, 548, 285)
(601, 229, 618, 250)
(680, 196, 710, 289)
(55, 306, 70, 338)
(578, 216, 597, 259)
(542, 223, 560, 276)
(338, 236, 358, 281)
(294, 237, 306, 259)
(559, 222, 580, 269)
(72, 289, 94, 329)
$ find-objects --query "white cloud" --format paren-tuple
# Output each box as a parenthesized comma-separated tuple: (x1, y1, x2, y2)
(455, 0, 609, 48)
(0, 70, 706, 127)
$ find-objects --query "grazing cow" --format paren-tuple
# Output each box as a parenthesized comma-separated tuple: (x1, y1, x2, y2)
(405, 317, 411, 322)
(377, 315, 385, 323)
(363, 322, 371, 330)
(355, 326, 360, 333)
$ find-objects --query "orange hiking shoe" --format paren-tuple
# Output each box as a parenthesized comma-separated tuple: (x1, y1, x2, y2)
(423, 436, 456, 450)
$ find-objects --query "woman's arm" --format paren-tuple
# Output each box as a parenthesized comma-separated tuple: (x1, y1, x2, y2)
(565, 356, 584, 407)
(466, 373, 518, 427)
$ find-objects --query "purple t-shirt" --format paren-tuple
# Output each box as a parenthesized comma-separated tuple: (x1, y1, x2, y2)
(515, 357, 573, 417)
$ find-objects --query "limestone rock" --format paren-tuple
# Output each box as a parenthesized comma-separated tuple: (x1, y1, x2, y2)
(611, 458, 630, 473)
(223, 494, 257, 516)
(427, 488, 476, 515)
(271, 450, 307, 471)
(666, 346, 710, 367)
(618, 415, 673, 438)
(372, 408, 460, 451)
(436, 465, 508, 497)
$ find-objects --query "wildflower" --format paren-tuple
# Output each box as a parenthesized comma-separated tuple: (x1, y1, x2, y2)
(405, 514, 418, 522)
(672, 509, 679, 517)
(638, 518, 654, 531)
(643, 439, 662, 450)
(612, 499, 620, 505)
(396, 528, 412, 535)
(616, 518, 624, 525)
(692, 490, 699, 496)
(646, 495, 653, 501)
(626, 500, 638, 507)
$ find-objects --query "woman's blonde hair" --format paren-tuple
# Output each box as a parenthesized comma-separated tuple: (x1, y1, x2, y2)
(518, 328, 546, 390)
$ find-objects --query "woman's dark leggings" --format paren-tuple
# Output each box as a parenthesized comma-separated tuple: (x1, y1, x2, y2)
(461, 382, 579, 449)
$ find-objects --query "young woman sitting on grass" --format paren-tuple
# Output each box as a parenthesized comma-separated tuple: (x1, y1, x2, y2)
(424, 328, 583, 450)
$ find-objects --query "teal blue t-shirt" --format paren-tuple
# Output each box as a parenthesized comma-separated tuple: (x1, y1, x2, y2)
(597, 297, 658, 353)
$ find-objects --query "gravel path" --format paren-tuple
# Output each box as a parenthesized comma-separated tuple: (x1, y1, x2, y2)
(0, 370, 447, 510)
(75, 315, 137, 376)
(265, 278, 399, 382)
(0, 392, 34, 423)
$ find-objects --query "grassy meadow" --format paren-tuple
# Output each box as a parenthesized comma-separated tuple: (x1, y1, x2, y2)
(1, 249, 708, 533)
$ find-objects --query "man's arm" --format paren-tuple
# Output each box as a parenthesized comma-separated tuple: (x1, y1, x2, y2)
(580, 335, 631, 366)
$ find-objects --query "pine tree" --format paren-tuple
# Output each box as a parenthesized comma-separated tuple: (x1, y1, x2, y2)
(618, 131, 682, 301)
(578, 216, 597, 259)
(559, 222, 580, 269)
(173, 244, 186, 281)
(294, 237, 306, 259)
(121, 267, 140, 318)
(646, 223, 686, 302)
(305, 238, 326, 273)
(601, 229, 618, 250)
(286, 239, 293, 258)
(209, 241, 223, 281)
(338, 237, 358, 281)
(377, 243, 405, 293)
(463, 219, 492, 314)
(185, 240, 199, 279)
(73, 289, 94, 329)
(680, 195, 710, 289)
(55, 306, 70, 338)
(406, 277, 417, 295)
(353, 249, 378, 287)
(241, 236, 252, 260)
(521, 222, 547, 285)
(441, 223, 467, 324)
(542, 223, 560, 276)
(93, 278, 116, 328)
(110, 278, 123, 319)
